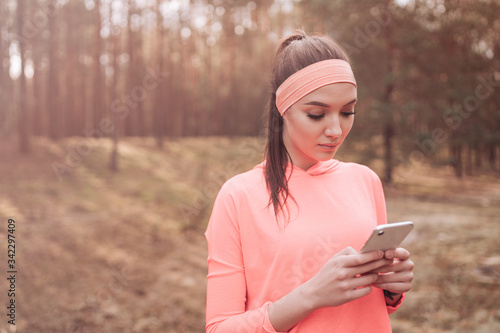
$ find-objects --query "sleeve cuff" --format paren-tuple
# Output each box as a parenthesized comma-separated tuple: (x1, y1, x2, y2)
(386, 292, 406, 315)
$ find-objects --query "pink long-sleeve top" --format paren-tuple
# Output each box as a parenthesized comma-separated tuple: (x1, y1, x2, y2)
(205, 160, 405, 333)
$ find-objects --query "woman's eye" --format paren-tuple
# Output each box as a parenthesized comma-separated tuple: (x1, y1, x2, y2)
(307, 113, 325, 121)
(341, 111, 356, 117)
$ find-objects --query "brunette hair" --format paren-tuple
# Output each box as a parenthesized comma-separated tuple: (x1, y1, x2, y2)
(264, 31, 351, 215)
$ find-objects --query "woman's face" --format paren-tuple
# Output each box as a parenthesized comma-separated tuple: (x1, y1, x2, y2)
(282, 82, 357, 171)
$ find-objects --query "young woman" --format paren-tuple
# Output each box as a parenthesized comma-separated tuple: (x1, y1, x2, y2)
(205, 31, 414, 333)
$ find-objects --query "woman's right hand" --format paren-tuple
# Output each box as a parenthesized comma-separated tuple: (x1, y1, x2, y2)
(301, 246, 393, 310)
(268, 246, 393, 331)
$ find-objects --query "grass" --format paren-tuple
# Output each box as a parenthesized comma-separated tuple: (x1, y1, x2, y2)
(0, 135, 499, 332)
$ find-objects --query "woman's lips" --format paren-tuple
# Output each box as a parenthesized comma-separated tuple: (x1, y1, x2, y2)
(318, 143, 339, 151)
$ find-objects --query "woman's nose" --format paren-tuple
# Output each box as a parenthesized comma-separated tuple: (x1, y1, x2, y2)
(324, 115, 342, 137)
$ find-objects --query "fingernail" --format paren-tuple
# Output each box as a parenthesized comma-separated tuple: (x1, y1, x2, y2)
(385, 251, 393, 259)
(378, 251, 384, 258)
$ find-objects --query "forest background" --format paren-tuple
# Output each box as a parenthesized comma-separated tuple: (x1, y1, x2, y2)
(1, 0, 500, 332)
(3, 0, 500, 179)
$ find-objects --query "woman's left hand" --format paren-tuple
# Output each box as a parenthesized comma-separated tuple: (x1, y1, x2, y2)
(371, 247, 414, 296)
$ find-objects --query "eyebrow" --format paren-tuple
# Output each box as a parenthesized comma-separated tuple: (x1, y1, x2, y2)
(304, 98, 357, 108)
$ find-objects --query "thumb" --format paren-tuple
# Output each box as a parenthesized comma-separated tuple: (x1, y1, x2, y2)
(335, 246, 357, 257)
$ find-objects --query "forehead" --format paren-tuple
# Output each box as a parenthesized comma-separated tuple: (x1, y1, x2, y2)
(298, 83, 357, 106)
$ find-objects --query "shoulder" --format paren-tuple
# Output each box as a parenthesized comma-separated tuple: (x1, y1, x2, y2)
(216, 165, 266, 200)
(337, 161, 381, 180)
(334, 161, 384, 192)
(209, 166, 267, 221)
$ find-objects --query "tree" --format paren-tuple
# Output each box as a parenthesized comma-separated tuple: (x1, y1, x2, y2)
(92, 0, 104, 133)
(0, 0, 11, 137)
(46, 0, 60, 140)
(17, 0, 30, 153)
(108, 0, 121, 172)
(153, 0, 166, 148)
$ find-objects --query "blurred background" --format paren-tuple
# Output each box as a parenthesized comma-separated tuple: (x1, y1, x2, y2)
(1, 0, 499, 332)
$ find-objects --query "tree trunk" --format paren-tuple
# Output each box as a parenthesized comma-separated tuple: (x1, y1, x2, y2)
(17, 0, 30, 153)
(47, 0, 59, 140)
(489, 144, 497, 171)
(109, 6, 120, 172)
(125, 0, 135, 136)
(383, 9, 395, 184)
(0, 0, 12, 137)
(154, 0, 165, 148)
(384, 124, 394, 183)
(454, 145, 463, 178)
(92, 0, 103, 132)
(32, 64, 43, 135)
(475, 143, 482, 169)
(64, 4, 75, 137)
(465, 144, 473, 176)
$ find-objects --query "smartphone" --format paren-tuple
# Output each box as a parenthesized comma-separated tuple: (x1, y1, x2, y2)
(360, 221, 414, 253)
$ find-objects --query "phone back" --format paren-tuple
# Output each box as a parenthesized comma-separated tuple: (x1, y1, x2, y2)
(360, 221, 414, 253)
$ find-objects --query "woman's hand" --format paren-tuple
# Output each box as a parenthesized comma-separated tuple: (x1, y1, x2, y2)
(269, 246, 393, 331)
(301, 246, 393, 310)
(371, 247, 414, 302)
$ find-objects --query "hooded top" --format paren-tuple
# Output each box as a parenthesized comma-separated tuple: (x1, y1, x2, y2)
(205, 159, 404, 333)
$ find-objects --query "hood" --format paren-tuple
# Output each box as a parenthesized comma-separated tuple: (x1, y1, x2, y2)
(254, 159, 340, 177)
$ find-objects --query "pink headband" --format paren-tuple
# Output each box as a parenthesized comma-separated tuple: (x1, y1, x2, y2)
(275, 59, 357, 115)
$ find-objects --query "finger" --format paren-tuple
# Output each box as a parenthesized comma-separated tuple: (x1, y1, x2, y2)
(335, 246, 358, 256)
(342, 250, 385, 268)
(350, 273, 380, 289)
(354, 259, 395, 278)
(374, 271, 414, 284)
(384, 248, 410, 260)
(347, 285, 373, 300)
(375, 259, 414, 273)
(371, 281, 412, 293)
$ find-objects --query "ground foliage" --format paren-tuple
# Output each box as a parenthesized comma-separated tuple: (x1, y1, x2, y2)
(0, 136, 499, 332)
